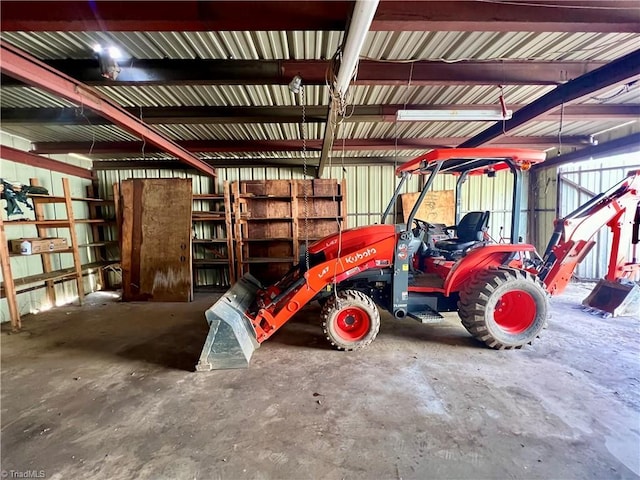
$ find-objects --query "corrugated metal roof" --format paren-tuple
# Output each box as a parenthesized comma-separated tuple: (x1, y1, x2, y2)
(156, 122, 324, 141)
(361, 32, 639, 62)
(1, 27, 638, 165)
(1, 86, 76, 108)
(349, 84, 557, 106)
(95, 85, 328, 107)
(511, 120, 637, 137)
(1, 31, 344, 60)
(0, 124, 138, 143)
(3, 31, 636, 63)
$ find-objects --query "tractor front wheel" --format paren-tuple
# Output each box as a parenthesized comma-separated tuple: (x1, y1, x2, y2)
(458, 267, 548, 349)
(321, 290, 381, 351)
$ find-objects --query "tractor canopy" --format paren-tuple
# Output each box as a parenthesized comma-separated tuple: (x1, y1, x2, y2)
(396, 148, 546, 177)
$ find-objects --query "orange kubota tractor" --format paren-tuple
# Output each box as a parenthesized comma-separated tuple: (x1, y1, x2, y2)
(196, 148, 640, 371)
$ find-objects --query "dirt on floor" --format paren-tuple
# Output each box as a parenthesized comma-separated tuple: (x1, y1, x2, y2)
(1, 282, 639, 480)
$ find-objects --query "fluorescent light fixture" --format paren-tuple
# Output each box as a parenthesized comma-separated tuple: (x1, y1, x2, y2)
(92, 44, 122, 80)
(396, 109, 513, 121)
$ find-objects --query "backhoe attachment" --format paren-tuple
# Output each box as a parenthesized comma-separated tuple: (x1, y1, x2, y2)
(583, 279, 640, 318)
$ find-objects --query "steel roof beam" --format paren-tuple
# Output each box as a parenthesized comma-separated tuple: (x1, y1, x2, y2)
(31, 136, 595, 155)
(459, 49, 640, 149)
(533, 133, 640, 170)
(1, 1, 636, 32)
(0, 41, 215, 177)
(373, 1, 640, 33)
(0, 1, 352, 31)
(3, 104, 638, 125)
(0, 145, 93, 179)
(0, 60, 607, 87)
(92, 157, 415, 170)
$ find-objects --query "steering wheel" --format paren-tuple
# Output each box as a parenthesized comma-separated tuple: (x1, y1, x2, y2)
(412, 218, 433, 239)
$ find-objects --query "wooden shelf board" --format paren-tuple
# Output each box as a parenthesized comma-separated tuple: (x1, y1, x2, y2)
(193, 259, 229, 265)
(243, 217, 294, 221)
(10, 247, 74, 257)
(238, 195, 292, 199)
(30, 194, 113, 204)
(296, 195, 342, 199)
(192, 212, 226, 220)
(2, 219, 71, 227)
(193, 194, 225, 200)
(2, 268, 78, 289)
(0, 260, 120, 296)
(192, 238, 228, 244)
(244, 237, 293, 242)
(76, 219, 114, 224)
(244, 257, 295, 263)
(77, 241, 118, 248)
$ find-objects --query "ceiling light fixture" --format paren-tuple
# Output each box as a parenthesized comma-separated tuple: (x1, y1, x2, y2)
(288, 75, 303, 94)
(92, 43, 121, 81)
(107, 46, 122, 60)
(396, 109, 513, 122)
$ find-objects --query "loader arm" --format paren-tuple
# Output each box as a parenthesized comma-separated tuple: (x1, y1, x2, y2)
(250, 234, 397, 342)
(540, 170, 640, 296)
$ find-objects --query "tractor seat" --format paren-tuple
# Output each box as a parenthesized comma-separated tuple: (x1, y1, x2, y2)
(435, 211, 490, 252)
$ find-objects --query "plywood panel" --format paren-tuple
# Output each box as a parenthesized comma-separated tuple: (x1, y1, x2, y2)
(121, 178, 192, 302)
(400, 190, 455, 226)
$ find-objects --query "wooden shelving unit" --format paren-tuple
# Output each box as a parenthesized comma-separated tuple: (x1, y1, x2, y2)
(0, 177, 118, 330)
(191, 181, 235, 289)
(233, 179, 346, 284)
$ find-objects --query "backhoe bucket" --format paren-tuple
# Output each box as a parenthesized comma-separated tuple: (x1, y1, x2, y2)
(195, 274, 262, 371)
(582, 279, 640, 318)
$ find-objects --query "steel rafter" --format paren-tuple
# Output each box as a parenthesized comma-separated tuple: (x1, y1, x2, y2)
(534, 133, 640, 170)
(30, 136, 595, 155)
(0, 60, 608, 87)
(2, 104, 638, 125)
(0, 1, 351, 31)
(0, 145, 93, 179)
(1, 1, 637, 32)
(460, 49, 640, 149)
(0, 41, 215, 177)
(373, 1, 640, 32)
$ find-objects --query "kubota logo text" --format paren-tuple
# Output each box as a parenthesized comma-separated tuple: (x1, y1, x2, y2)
(345, 247, 377, 264)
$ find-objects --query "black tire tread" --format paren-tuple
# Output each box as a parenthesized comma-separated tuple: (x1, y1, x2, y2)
(321, 290, 381, 351)
(458, 267, 548, 350)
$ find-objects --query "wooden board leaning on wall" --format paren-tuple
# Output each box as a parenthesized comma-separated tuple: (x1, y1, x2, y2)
(400, 190, 455, 226)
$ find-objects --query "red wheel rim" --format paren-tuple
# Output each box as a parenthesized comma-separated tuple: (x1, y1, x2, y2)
(335, 307, 370, 341)
(494, 290, 536, 334)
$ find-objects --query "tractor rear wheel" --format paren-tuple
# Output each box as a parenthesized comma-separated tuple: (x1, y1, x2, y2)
(321, 290, 380, 351)
(458, 267, 548, 349)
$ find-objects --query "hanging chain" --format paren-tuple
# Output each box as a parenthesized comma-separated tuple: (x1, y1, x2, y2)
(301, 86, 310, 277)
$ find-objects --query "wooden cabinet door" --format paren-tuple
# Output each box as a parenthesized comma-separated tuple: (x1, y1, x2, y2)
(120, 178, 192, 302)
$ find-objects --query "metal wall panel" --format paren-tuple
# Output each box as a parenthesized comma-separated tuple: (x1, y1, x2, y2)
(94, 161, 534, 290)
(530, 166, 558, 252)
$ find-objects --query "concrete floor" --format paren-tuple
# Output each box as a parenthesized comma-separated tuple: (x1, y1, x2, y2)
(1, 283, 638, 480)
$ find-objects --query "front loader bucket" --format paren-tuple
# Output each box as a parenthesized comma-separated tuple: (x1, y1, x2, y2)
(582, 279, 640, 318)
(195, 274, 262, 371)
